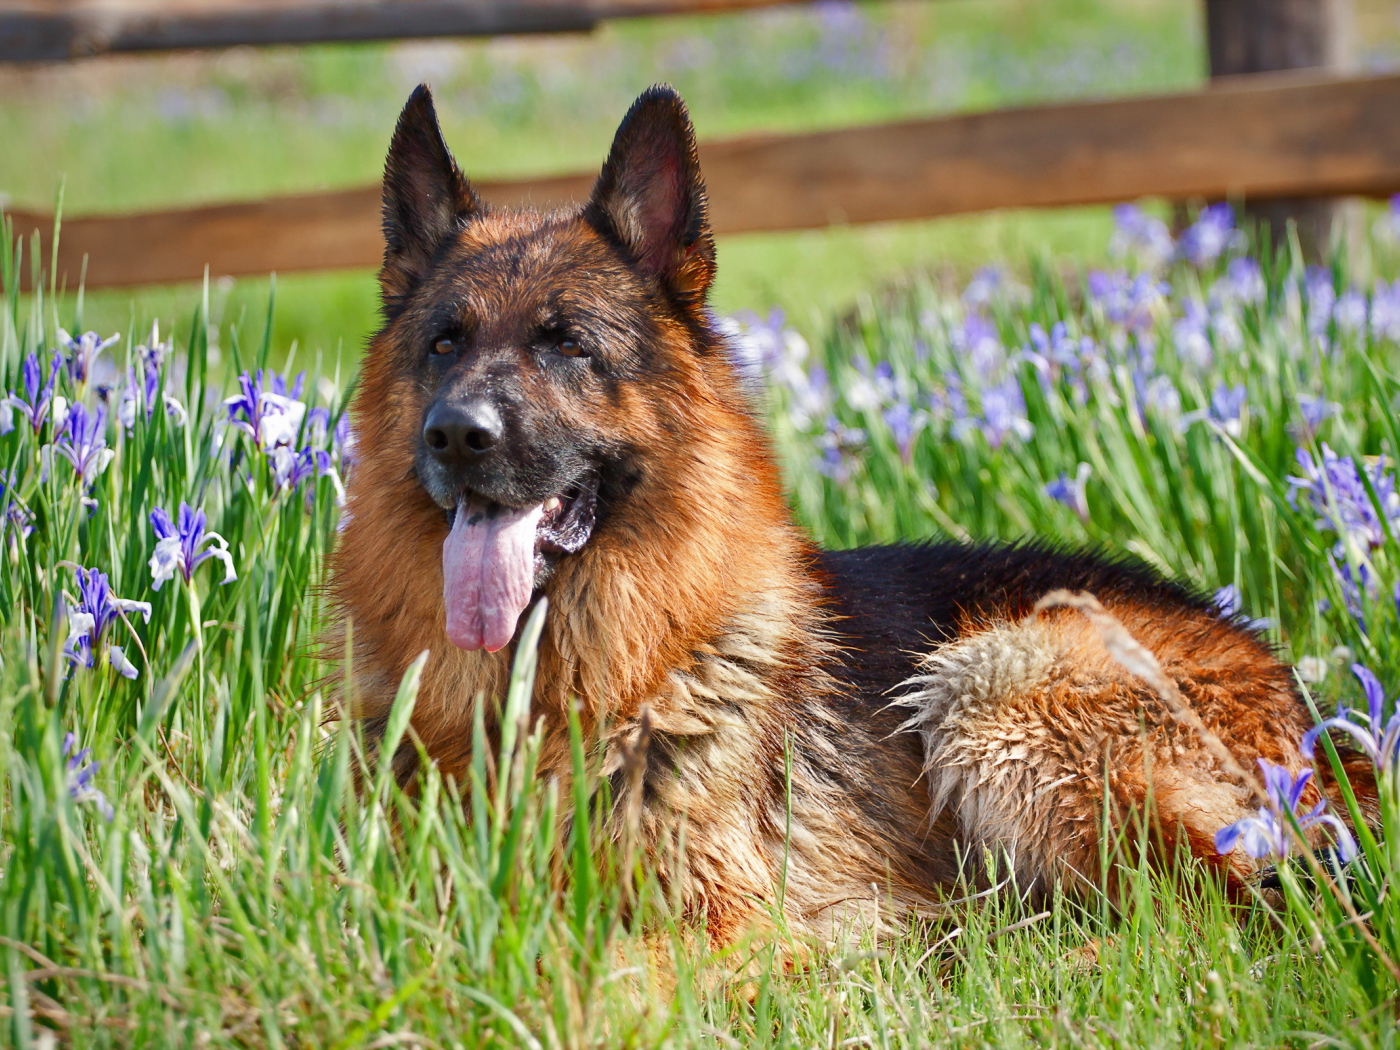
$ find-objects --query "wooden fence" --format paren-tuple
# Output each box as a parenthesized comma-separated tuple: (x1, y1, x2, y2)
(4, 0, 1386, 290)
(9, 69, 1400, 290)
(0, 0, 809, 62)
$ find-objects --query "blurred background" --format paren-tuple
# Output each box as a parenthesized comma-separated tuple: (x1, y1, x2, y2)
(4, 0, 1400, 359)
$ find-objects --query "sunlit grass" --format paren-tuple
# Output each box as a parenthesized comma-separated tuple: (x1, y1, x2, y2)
(2, 203, 1400, 1045)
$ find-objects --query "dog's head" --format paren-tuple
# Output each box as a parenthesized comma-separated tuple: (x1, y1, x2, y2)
(366, 84, 732, 654)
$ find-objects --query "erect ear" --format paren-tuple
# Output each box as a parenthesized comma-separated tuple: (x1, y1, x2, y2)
(380, 84, 480, 308)
(584, 85, 716, 305)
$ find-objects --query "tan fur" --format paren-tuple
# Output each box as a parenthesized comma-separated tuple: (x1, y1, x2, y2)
(895, 606, 1329, 893)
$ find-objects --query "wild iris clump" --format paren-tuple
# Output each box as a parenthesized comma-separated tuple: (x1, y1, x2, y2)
(2, 198, 1400, 1045)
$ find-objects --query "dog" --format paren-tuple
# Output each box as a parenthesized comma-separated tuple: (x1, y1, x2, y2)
(331, 84, 1374, 947)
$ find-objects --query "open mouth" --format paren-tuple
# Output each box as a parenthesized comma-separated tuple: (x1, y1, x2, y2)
(441, 479, 597, 652)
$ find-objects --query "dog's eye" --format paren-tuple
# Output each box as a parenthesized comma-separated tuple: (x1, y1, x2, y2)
(431, 338, 455, 357)
(555, 336, 586, 358)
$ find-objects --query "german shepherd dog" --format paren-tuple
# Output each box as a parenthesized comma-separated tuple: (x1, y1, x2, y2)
(332, 84, 1372, 947)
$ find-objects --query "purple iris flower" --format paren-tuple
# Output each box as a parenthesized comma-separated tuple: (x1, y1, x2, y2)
(118, 360, 159, 429)
(1215, 760, 1356, 862)
(961, 377, 1033, 450)
(270, 445, 321, 491)
(1212, 584, 1273, 632)
(1173, 299, 1214, 370)
(1110, 203, 1174, 266)
(1372, 279, 1400, 343)
(224, 369, 307, 450)
(1044, 463, 1091, 522)
(1288, 444, 1399, 554)
(1133, 370, 1181, 424)
(307, 406, 331, 445)
(816, 416, 866, 483)
(845, 357, 895, 412)
(961, 266, 1003, 309)
(1177, 203, 1235, 267)
(1332, 556, 1374, 627)
(54, 403, 114, 485)
(1024, 320, 1097, 397)
(882, 402, 927, 463)
(1305, 267, 1338, 336)
(1210, 384, 1247, 426)
(6, 352, 67, 434)
(1303, 663, 1400, 776)
(927, 375, 966, 427)
(788, 365, 829, 432)
(1291, 394, 1338, 441)
(63, 733, 113, 822)
(117, 344, 185, 432)
(0, 471, 33, 545)
(1219, 257, 1265, 304)
(1180, 384, 1247, 437)
(267, 444, 345, 505)
(304, 404, 359, 478)
(719, 308, 798, 377)
(137, 322, 170, 370)
(333, 413, 357, 470)
(1026, 321, 1091, 373)
(1087, 271, 1167, 333)
(956, 314, 1005, 379)
(718, 310, 827, 429)
(5, 502, 35, 543)
(149, 502, 237, 590)
(1334, 289, 1368, 333)
(58, 329, 120, 386)
(1213, 583, 1242, 618)
(63, 566, 151, 679)
(1383, 194, 1400, 242)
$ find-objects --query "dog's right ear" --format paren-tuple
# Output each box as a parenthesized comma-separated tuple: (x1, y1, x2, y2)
(380, 85, 480, 310)
(585, 85, 715, 306)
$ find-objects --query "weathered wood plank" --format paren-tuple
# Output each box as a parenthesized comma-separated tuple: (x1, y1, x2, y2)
(10, 71, 1400, 290)
(0, 0, 809, 62)
(1204, 0, 1350, 252)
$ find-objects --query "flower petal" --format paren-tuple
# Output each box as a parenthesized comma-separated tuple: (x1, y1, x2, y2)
(1215, 822, 1244, 855)
(1306, 716, 1382, 765)
(1240, 816, 1284, 859)
(64, 610, 96, 652)
(206, 543, 238, 586)
(111, 597, 153, 623)
(163, 395, 188, 426)
(1312, 813, 1359, 863)
(149, 536, 182, 590)
(1351, 663, 1386, 728)
(107, 644, 139, 680)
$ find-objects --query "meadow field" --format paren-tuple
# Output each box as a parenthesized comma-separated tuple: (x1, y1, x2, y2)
(5, 0, 1400, 1045)
(1, 194, 1399, 1046)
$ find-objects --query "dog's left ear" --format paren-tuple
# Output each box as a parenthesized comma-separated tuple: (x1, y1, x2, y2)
(380, 84, 481, 309)
(585, 85, 716, 304)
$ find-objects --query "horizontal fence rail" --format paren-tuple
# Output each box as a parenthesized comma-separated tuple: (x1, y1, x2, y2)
(9, 70, 1400, 290)
(0, 0, 813, 62)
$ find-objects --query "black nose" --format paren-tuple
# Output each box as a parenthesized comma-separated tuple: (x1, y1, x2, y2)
(422, 400, 503, 463)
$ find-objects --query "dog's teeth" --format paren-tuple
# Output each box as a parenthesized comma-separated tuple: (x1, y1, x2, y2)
(544, 497, 561, 513)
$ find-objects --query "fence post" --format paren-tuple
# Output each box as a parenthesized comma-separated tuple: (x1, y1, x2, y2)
(1203, 0, 1350, 255)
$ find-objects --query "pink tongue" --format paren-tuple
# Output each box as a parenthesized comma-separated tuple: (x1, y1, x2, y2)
(442, 499, 544, 652)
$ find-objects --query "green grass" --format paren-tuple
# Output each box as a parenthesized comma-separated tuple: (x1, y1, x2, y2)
(1, 202, 1399, 1045)
(4, 2, 1400, 1042)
